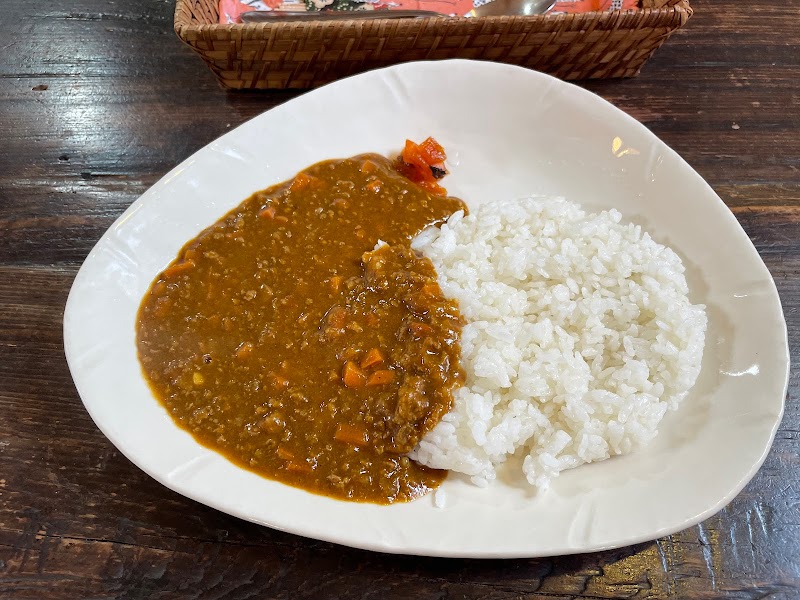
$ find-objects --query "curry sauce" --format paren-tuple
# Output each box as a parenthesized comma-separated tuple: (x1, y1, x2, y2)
(136, 153, 466, 503)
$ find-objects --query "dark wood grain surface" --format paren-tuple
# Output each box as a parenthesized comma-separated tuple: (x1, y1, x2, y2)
(1, 0, 798, 597)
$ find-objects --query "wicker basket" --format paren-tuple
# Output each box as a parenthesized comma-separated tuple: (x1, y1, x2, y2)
(174, 0, 691, 90)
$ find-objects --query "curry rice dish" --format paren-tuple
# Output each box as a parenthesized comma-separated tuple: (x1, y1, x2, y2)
(137, 139, 707, 505)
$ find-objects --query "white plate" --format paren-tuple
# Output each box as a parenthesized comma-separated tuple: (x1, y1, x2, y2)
(64, 60, 789, 558)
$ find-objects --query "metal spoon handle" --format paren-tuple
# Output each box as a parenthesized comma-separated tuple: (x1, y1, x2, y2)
(470, 0, 555, 17)
(241, 9, 446, 22)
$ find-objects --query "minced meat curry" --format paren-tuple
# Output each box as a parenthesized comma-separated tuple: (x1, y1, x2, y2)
(136, 145, 466, 504)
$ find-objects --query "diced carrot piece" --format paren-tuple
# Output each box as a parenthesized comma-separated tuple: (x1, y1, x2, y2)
(421, 282, 440, 297)
(360, 160, 377, 174)
(289, 172, 321, 192)
(258, 206, 276, 219)
(365, 314, 379, 327)
(326, 306, 347, 328)
(360, 348, 385, 370)
(290, 172, 311, 192)
(419, 137, 447, 164)
(401, 139, 429, 171)
(271, 374, 290, 389)
(162, 260, 195, 278)
(397, 138, 448, 196)
(274, 215, 289, 224)
(334, 423, 369, 446)
(366, 369, 394, 386)
(342, 361, 366, 389)
(286, 461, 312, 473)
(365, 179, 382, 193)
(402, 137, 446, 167)
(277, 447, 295, 461)
(329, 276, 343, 292)
(235, 341, 253, 360)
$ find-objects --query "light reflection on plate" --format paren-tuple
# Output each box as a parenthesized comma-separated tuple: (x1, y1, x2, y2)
(64, 60, 788, 558)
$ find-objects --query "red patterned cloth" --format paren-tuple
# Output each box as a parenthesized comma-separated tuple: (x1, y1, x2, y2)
(219, 0, 638, 23)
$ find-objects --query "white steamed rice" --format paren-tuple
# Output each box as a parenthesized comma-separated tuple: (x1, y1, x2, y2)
(409, 197, 707, 492)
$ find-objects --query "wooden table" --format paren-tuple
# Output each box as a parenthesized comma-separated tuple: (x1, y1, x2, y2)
(1, 0, 797, 597)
